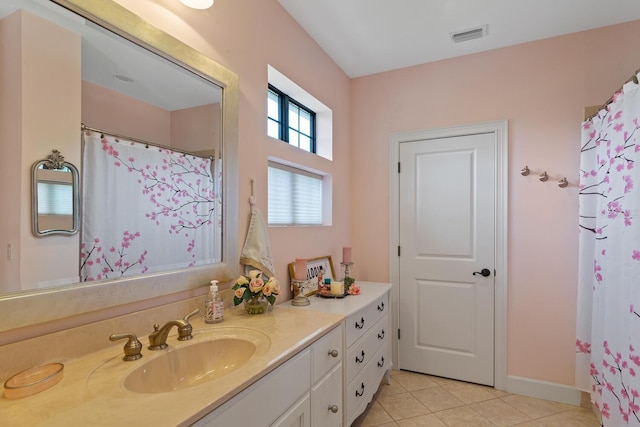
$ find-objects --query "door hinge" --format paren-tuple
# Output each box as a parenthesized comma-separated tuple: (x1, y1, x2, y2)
(398, 328, 401, 339)
(398, 162, 401, 173)
(494, 269, 497, 277)
(398, 246, 401, 257)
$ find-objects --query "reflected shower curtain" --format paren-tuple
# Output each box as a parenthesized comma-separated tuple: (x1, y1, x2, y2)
(576, 74, 640, 425)
(80, 130, 221, 281)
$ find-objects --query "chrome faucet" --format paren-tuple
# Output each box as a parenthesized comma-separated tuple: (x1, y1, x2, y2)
(148, 309, 200, 350)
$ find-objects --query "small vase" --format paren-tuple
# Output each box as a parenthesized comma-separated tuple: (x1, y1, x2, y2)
(244, 296, 269, 315)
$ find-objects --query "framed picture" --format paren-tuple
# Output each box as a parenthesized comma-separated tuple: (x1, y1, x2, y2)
(288, 255, 336, 296)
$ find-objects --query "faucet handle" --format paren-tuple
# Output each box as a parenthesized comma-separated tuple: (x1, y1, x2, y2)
(109, 333, 143, 361)
(177, 308, 200, 341)
(183, 308, 200, 322)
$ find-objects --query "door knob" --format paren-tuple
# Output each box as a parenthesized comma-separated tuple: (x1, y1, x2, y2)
(473, 268, 491, 277)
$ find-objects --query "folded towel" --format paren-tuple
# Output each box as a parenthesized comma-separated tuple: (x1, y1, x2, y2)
(240, 207, 275, 277)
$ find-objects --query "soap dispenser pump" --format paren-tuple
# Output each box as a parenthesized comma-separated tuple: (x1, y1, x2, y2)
(205, 280, 223, 324)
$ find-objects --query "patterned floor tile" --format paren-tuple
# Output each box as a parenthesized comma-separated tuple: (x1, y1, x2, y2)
(470, 398, 532, 426)
(393, 371, 440, 392)
(377, 392, 431, 420)
(352, 370, 600, 427)
(433, 405, 494, 427)
(411, 386, 466, 412)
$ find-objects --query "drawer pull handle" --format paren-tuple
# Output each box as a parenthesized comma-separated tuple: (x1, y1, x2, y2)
(328, 349, 339, 358)
(355, 382, 365, 397)
(355, 350, 365, 363)
(378, 302, 385, 311)
(355, 317, 365, 329)
(378, 329, 385, 340)
(328, 405, 339, 414)
(378, 356, 385, 368)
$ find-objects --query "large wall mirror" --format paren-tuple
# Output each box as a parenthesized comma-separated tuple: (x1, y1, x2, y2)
(0, 0, 239, 333)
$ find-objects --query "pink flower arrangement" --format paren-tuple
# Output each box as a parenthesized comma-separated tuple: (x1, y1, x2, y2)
(232, 270, 280, 306)
(347, 282, 360, 295)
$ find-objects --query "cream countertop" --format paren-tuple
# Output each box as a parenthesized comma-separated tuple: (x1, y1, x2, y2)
(0, 304, 344, 426)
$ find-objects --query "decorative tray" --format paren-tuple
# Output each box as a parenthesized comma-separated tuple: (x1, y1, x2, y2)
(317, 292, 347, 299)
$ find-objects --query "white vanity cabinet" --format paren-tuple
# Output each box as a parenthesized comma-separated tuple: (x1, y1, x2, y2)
(302, 282, 392, 426)
(194, 325, 343, 427)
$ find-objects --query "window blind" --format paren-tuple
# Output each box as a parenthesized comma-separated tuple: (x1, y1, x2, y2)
(268, 162, 322, 225)
(37, 182, 73, 215)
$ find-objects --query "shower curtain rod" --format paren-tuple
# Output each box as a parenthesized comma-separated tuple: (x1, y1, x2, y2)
(585, 67, 640, 122)
(81, 124, 215, 160)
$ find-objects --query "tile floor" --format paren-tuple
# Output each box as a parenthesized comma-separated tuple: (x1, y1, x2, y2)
(351, 370, 601, 427)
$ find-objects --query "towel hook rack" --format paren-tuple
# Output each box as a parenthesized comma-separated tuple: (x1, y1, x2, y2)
(521, 165, 568, 188)
(249, 178, 256, 206)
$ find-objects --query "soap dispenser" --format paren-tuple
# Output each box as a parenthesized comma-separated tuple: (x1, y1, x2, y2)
(205, 280, 223, 324)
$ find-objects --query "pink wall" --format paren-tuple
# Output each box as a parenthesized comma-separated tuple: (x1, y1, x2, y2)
(351, 20, 640, 385)
(20, 11, 82, 289)
(0, 12, 23, 291)
(0, 11, 82, 291)
(114, 0, 640, 385)
(82, 81, 171, 145)
(115, 0, 352, 302)
(4, 0, 634, 388)
(83, 81, 219, 152)
(171, 103, 220, 154)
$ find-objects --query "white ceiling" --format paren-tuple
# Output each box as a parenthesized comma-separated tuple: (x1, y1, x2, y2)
(277, 0, 640, 78)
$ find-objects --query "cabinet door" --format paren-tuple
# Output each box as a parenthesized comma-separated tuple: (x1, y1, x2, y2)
(195, 349, 311, 426)
(311, 363, 343, 427)
(272, 393, 310, 427)
(311, 325, 343, 384)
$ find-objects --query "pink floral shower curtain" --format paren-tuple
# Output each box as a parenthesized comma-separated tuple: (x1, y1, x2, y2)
(576, 74, 640, 426)
(80, 131, 221, 281)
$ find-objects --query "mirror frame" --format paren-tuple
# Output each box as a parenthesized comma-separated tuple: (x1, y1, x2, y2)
(31, 150, 80, 237)
(0, 0, 239, 333)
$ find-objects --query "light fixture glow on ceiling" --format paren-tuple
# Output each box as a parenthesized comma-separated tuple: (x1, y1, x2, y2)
(180, 0, 214, 9)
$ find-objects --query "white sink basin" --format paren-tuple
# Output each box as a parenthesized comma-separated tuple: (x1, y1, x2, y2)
(125, 338, 257, 393)
(87, 327, 271, 395)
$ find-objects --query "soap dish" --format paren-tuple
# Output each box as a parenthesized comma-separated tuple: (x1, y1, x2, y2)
(3, 363, 64, 399)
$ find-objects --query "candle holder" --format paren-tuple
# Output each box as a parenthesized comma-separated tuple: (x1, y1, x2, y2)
(290, 279, 312, 306)
(341, 262, 354, 294)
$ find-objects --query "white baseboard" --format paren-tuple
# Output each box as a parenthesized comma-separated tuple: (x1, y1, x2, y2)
(506, 375, 583, 406)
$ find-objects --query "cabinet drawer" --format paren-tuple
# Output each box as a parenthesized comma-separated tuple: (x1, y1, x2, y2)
(311, 363, 343, 427)
(345, 293, 388, 347)
(346, 315, 389, 384)
(311, 325, 343, 383)
(346, 346, 388, 426)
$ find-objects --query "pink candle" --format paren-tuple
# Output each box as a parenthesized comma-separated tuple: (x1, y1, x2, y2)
(294, 258, 307, 280)
(342, 247, 352, 264)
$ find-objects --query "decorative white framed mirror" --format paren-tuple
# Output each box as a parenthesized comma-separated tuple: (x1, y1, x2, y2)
(31, 149, 80, 237)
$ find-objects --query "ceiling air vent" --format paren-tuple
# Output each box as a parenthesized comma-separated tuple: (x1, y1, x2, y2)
(450, 25, 488, 43)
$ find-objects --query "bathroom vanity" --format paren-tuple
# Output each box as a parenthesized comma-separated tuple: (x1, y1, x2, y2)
(195, 324, 344, 426)
(195, 281, 392, 426)
(0, 282, 391, 426)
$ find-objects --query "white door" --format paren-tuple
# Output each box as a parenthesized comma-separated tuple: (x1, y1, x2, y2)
(398, 132, 496, 386)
